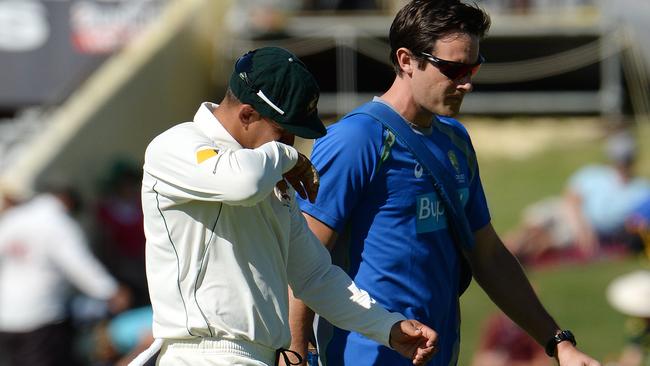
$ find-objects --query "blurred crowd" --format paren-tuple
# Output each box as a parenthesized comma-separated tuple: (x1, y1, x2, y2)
(471, 125, 650, 366)
(506, 130, 650, 265)
(0, 159, 152, 366)
(504, 127, 650, 267)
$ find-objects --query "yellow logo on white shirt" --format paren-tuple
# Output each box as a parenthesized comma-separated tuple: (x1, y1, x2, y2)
(196, 148, 219, 164)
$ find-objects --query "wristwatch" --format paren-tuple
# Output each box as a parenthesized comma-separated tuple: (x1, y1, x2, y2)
(545, 330, 577, 357)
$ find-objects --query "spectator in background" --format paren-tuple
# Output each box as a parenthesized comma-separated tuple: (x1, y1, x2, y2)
(506, 130, 650, 264)
(626, 195, 650, 260)
(565, 131, 649, 253)
(606, 270, 650, 366)
(91, 306, 154, 366)
(94, 159, 148, 307)
(0, 185, 131, 366)
(471, 311, 552, 366)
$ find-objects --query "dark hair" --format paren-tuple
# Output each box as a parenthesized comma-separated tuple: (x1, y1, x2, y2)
(389, 0, 491, 75)
(224, 88, 240, 104)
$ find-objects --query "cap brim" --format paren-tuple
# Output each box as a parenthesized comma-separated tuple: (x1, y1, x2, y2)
(279, 111, 326, 139)
(606, 270, 650, 318)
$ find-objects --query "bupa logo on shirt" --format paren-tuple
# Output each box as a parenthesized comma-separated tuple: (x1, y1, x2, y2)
(416, 188, 469, 233)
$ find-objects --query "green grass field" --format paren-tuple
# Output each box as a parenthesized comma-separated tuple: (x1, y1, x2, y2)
(459, 257, 650, 365)
(457, 119, 650, 365)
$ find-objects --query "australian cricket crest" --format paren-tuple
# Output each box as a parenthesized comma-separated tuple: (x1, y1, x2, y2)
(447, 150, 465, 184)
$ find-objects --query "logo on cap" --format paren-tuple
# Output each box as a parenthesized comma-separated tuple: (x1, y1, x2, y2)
(307, 94, 318, 115)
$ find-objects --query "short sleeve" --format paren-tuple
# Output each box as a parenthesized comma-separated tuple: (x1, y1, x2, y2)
(298, 115, 384, 232)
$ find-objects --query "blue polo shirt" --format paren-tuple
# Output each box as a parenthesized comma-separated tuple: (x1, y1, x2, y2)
(298, 100, 491, 366)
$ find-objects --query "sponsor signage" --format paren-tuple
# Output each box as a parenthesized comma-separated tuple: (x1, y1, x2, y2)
(0, 0, 164, 109)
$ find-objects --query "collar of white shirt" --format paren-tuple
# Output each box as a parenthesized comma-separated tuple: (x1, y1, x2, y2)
(193, 102, 242, 151)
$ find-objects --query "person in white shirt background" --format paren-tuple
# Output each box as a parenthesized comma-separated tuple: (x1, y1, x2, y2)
(139, 46, 438, 366)
(0, 184, 131, 366)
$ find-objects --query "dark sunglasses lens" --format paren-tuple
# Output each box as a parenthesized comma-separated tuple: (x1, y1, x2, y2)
(431, 53, 484, 80)
(439, 62, 481, 79)
(437, 63, 466, 80)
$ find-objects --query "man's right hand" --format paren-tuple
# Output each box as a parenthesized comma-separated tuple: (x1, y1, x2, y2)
(283, 153, 319, 203)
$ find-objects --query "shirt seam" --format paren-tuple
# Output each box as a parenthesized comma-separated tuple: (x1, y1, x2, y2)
(153, 180, 194, 337)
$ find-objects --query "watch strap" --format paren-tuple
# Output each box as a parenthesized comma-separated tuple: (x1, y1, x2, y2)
(545, 330, 577, 357)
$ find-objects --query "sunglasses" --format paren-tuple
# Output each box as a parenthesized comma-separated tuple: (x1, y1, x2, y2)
(419, 52, 485, 80)
(235, 51, 285, 115)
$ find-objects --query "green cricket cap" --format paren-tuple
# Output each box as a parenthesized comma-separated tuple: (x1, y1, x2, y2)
(229, 47, 326, 139)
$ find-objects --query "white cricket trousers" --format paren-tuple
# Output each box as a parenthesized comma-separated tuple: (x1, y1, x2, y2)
(156, 337, 277, 366)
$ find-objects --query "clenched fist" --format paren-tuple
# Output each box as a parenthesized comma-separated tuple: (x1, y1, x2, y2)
(390, 319, 439, 365)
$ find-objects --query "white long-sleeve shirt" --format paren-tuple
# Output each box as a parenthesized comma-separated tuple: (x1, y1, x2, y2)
(142, 102, 404, 351)
(0, 194, 118, 332)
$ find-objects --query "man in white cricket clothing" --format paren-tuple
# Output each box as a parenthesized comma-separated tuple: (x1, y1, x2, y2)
(0, 186, 130, 366)
(141, 47, 438, 366)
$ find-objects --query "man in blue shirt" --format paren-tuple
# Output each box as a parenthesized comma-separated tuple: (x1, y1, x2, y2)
(287, 1, 601, 365)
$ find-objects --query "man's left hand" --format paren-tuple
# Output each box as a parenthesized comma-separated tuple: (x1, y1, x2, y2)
(389, 320, 438, 365)
(556, 341, 601, 366)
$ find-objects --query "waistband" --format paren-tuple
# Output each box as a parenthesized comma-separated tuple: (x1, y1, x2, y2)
(164, 337, 276, 363)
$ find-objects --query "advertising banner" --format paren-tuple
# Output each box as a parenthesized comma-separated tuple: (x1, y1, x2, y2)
(0, 0, 164, 109)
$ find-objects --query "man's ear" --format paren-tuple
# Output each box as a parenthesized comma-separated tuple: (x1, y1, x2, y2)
(396, 47, 415, 76)
(238, 104, 261, 128)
